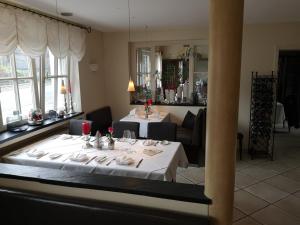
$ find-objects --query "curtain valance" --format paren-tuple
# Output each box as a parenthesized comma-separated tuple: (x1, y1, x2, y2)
(0, 7, 86, 60)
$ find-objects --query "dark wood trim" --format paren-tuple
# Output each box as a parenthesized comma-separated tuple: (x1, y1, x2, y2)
(0, 187, 210, 225)
(0, 163, 211, 204)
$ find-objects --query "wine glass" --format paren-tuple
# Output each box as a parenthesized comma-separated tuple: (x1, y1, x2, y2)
(123, 130, 131, 142)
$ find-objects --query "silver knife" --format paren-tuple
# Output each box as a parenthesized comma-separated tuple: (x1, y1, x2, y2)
(106, 157, 115, 166)
(136, 158, 143, 168)
(85, 156, 97, 165)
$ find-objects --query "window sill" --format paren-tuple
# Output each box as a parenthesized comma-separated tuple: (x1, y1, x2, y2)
(0, 112, 83, 147)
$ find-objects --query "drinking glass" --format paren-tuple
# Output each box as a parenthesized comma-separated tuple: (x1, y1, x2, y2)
(130, 131, 136, 140)
(123, 130, 131, 142)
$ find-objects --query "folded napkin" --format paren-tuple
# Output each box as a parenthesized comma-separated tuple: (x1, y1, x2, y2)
(142, 139, 155, 146)
(59, 134, 73, 140)
(95, 156, 107, 164)
(69, 153, 88, 162)
(27, 149, 46, 158)
(116, 155, 135, 165)
(143, 149, 163, 156)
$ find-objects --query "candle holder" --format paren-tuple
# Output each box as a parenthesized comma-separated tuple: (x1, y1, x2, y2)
(68, 93, 75, 114)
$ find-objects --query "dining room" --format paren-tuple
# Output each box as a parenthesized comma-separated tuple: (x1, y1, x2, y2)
(1, 1, 300, 225)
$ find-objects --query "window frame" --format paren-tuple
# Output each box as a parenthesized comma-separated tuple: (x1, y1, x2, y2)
(0, 48, 70, 130)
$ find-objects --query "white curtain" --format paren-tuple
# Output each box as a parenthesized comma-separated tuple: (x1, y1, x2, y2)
(0, 6, 86, 59)
(47, 21, 69, 58)
(0, 7, 17, 55)
(70, 55, 82, 112)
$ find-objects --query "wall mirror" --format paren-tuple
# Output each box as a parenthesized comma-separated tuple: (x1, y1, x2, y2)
(130, 40, 208, 106)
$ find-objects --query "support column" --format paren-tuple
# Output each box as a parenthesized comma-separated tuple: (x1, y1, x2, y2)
(205, 0, 244, 225)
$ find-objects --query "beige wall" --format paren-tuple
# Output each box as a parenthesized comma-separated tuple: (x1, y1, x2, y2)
(103, 28, 209, 124)
(101, 23, 300, 144)
(79, 30, 107, 114)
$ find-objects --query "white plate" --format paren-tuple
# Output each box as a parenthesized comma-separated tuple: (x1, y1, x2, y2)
(69, 153, 88, 162)
(160, 140, 170, 145)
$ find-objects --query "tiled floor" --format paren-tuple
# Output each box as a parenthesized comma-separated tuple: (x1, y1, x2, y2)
(176, 127, 300, 225)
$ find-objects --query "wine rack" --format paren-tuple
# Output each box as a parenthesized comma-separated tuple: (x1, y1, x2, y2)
(248, 72, 277, 160)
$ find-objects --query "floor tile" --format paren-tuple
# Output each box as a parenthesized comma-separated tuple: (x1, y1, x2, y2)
(233, 217, 262, 225)
(252, 205, 300, 225)
(180, 166, 205, 184)
(260, 161, 293, 173)
(233, 207, 247, 222)
(235, 160, 252, 171)
(264, 175, 300, 193)
(235, 172, 260, 189)
(239, 166, 279, 181)
(234, 190, 269, 215)
(245, 182, 289, 203)
(176, 174, 193, 184)
(275, 195, 300, 219)
(282, 168, 300, 182)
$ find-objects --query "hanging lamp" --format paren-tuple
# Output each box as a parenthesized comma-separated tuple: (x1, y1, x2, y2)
(127, 0, 135, 92)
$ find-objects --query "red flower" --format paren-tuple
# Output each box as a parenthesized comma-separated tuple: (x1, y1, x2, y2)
(147, 99, 152, 106)
(108, 127, 114, 134)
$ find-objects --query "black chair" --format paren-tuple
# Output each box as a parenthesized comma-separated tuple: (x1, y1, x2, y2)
(86, 106, 112, 134)
(112, 121, 140, 139)
(176, 109, 206, 166)
(147, 122, 177, 141)
(69, 119, 94, 136)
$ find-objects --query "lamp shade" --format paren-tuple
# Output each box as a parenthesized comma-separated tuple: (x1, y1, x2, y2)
(60, 80, 67, 94)
(127, 79, 135, 92)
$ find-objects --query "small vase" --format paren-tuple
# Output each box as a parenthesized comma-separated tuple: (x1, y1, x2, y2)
(145, 112, 148, 119)
(107, 140, 115, 150)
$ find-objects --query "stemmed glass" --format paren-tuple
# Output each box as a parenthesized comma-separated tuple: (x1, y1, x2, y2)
(123, 130, 131, 142)
(82, 121, 92, 149)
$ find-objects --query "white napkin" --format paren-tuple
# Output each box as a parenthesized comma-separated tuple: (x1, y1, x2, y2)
(142, 139, 155, 146)
(116, 155, 135, 165)
(60, 134, 73, 140)
(27, 149, 46, 158)
(69, 153, 88, 162)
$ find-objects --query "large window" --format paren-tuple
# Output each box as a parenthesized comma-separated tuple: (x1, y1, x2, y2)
(0, 48, 70, 126)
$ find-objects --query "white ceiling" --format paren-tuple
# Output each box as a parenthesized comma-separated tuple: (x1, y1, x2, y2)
(8, 0, 300, 32)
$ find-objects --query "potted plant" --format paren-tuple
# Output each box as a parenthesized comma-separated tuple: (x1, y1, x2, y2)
(106, 127, 115, 150)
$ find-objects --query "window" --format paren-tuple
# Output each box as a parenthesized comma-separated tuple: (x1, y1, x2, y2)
(44, 49, 69, 113)
(0, 48, 70, 126)
(136, 48, 152, 87)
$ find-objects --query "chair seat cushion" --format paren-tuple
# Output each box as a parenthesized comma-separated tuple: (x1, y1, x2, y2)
(176, 127, 193, 145)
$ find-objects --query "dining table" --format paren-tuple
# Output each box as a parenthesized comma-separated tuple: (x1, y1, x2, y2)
(120, 111, 170, 138)
(2, 134, 188, 182)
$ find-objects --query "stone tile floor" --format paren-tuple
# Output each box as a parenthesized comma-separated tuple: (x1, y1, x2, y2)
(176, 127, 300, 225)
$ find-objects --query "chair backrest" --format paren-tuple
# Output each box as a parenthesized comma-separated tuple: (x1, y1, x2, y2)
(112, 121, 140, 139)
(69, 119, 93, 136)
(147, 122, 177, 141)
(192, 109, 206, 147)
(86, 106, 112, 134)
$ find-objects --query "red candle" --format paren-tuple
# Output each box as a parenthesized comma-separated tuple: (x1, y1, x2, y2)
(82, 121, 91, 135)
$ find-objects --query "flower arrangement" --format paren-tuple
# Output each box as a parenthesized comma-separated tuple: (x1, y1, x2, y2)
(106, 127, 114, 143)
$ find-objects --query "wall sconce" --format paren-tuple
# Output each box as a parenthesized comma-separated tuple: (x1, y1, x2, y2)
(89, 63, 99, 72)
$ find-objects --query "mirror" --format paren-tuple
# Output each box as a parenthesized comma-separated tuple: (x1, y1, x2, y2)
(130, 40, 208, 106)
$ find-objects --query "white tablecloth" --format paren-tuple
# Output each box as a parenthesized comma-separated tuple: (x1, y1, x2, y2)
(2, 134, 188, 182)
(120, 112, 170, 138)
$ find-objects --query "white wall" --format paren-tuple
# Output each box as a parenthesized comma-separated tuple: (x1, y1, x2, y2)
(101, 23, 300, 144)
